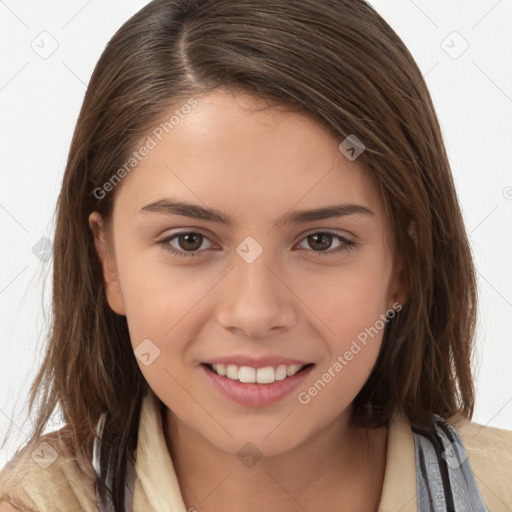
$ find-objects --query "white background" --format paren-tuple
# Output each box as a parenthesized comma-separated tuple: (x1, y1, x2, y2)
(1, 0, 511, 467)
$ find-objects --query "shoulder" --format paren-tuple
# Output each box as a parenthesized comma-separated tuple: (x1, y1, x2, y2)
(447, 415, 512, 509)
(0, 503, 20, 512)
(0, 502, 21, 512)
(0, 426, 98, 512)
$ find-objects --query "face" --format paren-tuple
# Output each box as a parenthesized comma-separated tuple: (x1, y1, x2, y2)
(90, 88, 404, 458)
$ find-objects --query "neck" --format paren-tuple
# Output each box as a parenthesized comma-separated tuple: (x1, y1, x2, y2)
(163, 407, 388, 512)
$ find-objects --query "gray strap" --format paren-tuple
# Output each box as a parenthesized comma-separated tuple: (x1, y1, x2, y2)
(412, 414, 488, 511)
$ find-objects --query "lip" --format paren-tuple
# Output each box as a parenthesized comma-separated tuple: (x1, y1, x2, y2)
(200, 362, 315, 407)
(203, 354, 312, 369)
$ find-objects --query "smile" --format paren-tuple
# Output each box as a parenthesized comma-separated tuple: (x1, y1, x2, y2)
(207, 363, 312, 384)
(201, 362, 315, 407)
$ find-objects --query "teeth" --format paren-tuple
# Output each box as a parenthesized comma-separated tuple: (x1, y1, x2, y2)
(275, 365, 288, 381)
(256, 367, 275, 384)
(215, 364, 226, 376)
(286, 364, 303, 376)
(226, 364, 238, 380)
(210, 363, 307, 384)
(239, 366, 256, 383)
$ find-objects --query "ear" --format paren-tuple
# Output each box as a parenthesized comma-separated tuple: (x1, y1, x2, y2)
(387, 257, 407, 311)
(88, 212, 126, 316)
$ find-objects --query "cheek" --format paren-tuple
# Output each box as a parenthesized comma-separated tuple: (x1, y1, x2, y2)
(295, 252, 392, 400)
(115, 240, 209, 342)
(116, 252, 219, 407)
(300, 256, 392, 343)
(297, 274, 390, 415)
(119, 261, 206, 409)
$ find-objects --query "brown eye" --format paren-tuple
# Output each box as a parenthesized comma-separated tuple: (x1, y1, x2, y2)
(176, 233, 203, 251)
(159, 231, 215, 258)
(297, 231, 356, 256)
(306, 233, 334, 251)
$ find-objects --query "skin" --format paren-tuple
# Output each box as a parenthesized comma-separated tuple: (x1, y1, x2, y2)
(90, 88, 406, 511)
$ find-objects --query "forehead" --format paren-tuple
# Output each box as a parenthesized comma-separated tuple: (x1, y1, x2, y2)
(114, 88, 383, 223)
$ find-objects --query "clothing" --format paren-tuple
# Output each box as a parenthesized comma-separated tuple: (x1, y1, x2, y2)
(1, 390, 511, 511)
(412, 416, 489, 510)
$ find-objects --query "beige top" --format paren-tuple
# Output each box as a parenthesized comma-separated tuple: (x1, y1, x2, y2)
(1, 390, 511, 511)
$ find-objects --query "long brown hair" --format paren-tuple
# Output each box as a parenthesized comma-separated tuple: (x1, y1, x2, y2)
(3, 0, 477, 509)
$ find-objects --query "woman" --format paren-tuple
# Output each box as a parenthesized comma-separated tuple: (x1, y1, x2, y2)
(1, 0, 510, 510)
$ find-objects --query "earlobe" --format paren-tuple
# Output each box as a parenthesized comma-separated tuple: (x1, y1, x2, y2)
(388, 259, 407, 311)
(88, 212, 126, 316)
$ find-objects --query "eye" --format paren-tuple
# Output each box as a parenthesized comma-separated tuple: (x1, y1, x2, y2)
(158, 230, 356, 258)
(158, 231, 215, 257)
(296, 232, 356, 256)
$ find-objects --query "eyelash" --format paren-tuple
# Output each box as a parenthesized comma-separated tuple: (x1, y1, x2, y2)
(157, 231, 357, 258)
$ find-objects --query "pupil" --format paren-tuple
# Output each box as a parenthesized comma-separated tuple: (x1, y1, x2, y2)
(180, 233, 202, 251)
(310, 233, 331, 251)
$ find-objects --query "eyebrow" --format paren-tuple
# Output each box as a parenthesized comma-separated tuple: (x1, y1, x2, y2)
(139, 199, 375, 227)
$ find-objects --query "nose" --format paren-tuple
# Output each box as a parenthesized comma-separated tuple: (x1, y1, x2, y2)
(215, 248, 298, 339)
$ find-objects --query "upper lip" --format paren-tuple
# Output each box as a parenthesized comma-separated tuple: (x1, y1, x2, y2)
(203, 355, 313, 369)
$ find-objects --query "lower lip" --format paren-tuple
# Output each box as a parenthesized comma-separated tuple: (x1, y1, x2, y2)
(200, 363, 315, 407)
